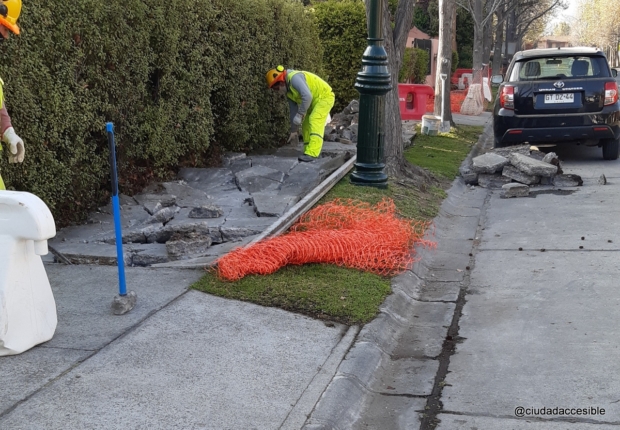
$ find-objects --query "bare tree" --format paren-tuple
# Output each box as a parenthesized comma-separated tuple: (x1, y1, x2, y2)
(457, 0, 507, 80)
(574, 0, 620, 65)
(458, 0, 565, 78)
(491, 3, 506, 75)
(512, 0, 567, 49)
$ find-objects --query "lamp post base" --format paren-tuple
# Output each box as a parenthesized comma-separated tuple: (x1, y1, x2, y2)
(350, 162, 388, 188)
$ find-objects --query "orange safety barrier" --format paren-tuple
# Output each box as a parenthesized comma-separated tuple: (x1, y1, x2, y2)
(398, 84, 435, 120)
(425, 90, 467, 114)
(451, 68, 473, 87)
(215, 198, 436, 281)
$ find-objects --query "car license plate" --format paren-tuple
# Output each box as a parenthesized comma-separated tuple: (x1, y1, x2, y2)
(544, 93, 574, 104)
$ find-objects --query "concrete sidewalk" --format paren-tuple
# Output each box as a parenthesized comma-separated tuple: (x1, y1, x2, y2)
(0, 112, 492, 429)
(1, 265, 357, 429)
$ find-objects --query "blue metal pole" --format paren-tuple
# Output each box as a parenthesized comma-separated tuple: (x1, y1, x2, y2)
(106, 122, 127, 296)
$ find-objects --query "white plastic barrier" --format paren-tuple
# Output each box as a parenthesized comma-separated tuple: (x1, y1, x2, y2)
(0, 191, 57, 356)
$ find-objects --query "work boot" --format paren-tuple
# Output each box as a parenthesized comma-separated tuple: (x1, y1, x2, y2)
(298, 154, 316, 162)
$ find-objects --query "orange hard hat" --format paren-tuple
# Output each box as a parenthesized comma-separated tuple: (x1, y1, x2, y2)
(266, 65, 286, 88)
(0, 0, 21, 35)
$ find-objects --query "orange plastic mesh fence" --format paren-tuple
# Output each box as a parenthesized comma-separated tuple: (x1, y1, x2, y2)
(215, 198, 436, 281)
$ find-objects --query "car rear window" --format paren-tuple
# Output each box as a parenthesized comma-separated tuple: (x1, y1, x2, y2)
(508, 56, 611, 81)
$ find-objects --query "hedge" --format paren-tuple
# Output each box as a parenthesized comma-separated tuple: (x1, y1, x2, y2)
(313, 0, 367, 112)
(399, 47, 429, 84)
(0, 0, 322, 225)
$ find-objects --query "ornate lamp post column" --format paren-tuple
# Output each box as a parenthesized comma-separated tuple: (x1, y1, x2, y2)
(350, 0, 391, 188)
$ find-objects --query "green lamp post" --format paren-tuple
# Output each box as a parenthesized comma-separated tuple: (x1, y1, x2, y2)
(350, 0, 391, 188)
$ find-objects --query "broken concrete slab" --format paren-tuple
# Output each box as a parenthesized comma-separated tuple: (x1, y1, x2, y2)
(163, 216, 225, 244)
(501, 182, 530, 198)
(128, 243, 170, 266)
(490, 144, 531, 158)
(151, 235, 258, 268)
(553, 173, 583, 187)
(189, 205, 224, 219)
(88, 204, 151, 228)
(251, 193, 299, 217)
(459, 166, 478, 185)
(249, 155, 298, 174)
(47, 241, 130, 266)
(220, 217, 276, 242)
(510, 152, 558, 177)
(134, 194, 177, 215)
(143, 206, 179, 224)
(477, 173, 512, 189)
(235, 165, 285, 193)
(177, 168, 236, 191)
(279, 163, 323, 196)
(502, 165, 540, 185)
(472, 153, 509, 174)
(166, 231, 213, 260)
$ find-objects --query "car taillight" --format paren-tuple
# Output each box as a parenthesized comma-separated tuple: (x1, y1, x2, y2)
(604, 82, 618, 106)
(500, 86, 514, 110)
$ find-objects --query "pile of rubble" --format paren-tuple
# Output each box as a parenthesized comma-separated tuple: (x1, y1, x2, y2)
(324, 99, 416, 147)
(460, 145, 583, 198)
(325, 100, 359, 145)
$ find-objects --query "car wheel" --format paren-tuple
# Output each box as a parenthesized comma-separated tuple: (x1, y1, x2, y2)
(601, 138, 620, 160)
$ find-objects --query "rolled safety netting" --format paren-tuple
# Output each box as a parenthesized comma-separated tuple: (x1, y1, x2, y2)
(216, 198, 435, 281)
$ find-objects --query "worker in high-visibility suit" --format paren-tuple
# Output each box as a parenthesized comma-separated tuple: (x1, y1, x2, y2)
(0, 0, 25, 190)
(266, 66, 334, 162)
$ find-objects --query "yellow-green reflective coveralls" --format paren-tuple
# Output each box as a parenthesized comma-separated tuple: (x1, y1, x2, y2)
(286, 71, 335, 158)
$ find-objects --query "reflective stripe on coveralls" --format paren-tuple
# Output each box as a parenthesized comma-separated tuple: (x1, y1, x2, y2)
(286, 71, 335, 158)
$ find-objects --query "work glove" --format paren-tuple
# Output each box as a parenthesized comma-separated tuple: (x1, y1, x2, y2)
(3, 127, 25, 163)
(286, 131, 299, 145)
(293, 113, 304, 126)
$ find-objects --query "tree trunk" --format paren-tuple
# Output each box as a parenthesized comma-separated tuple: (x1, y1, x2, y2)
(482, 13, 493, 68)
(434, 0, 455, 126)
(372, 0, 432, 182)
(492, 7, 505, 75)
(505, 8, 517, 63)
(472, 0, 484, 81)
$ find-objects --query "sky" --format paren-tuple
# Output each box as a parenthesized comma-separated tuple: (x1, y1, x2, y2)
(556, 0, 579, 23)
(547, 0, 580, 31)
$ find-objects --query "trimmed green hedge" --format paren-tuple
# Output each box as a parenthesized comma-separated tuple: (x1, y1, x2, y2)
(0, 0, 322, 225)
(399, 47, 429, 84)
(313, 0, 367, 112)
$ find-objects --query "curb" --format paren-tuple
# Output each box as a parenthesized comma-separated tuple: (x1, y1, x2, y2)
(302, 122, 493, 430)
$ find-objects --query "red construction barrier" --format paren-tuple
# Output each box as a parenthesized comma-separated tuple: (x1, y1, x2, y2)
(451, 68, 492, 88)
(451, 68, 473, 87)
(398, 84, 434, 120)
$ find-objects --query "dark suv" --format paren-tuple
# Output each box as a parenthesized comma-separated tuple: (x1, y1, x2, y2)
(493, 47, 620, 160)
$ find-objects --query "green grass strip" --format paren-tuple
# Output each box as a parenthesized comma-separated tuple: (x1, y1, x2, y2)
(192, 124, 484, 325)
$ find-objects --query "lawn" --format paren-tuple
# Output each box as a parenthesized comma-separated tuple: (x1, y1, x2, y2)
(192, 123, 484, 325)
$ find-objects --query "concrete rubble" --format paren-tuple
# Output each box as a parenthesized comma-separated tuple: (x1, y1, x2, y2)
(49, 146, 354, 267)
(460, 144, 583, 196)
(326, 99, 417, 147)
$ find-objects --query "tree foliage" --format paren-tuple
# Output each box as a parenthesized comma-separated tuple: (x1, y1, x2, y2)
(313, 0, 368, 111)
(399, 48, 430, 83)
(574, 0, 620, 52)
